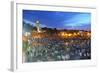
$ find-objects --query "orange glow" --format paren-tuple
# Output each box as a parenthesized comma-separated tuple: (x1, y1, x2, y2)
(73, 33, 77, 36)
(23, 31, 91, 40)
(68, 34, 72, 37)
(22, 36, 28, 42)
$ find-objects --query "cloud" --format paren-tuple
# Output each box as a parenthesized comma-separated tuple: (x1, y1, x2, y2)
(41, 24, 47, 27)
(23, 19, 35, 26)
(63, 13, 91, 27)
(23, 19, 47, 28)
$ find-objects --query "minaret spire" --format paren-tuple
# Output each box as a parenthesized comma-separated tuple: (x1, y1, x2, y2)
(35, 20, 41, 32)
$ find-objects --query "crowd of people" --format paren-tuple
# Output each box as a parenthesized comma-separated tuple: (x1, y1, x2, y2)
(23, 37, 91, 62)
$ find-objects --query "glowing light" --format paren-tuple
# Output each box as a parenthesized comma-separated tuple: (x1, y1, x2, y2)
(68, 34, 72, 37)
(73, 33, 77, 36)
(87, 32, 91, 37)
(24, 32, 31, 37)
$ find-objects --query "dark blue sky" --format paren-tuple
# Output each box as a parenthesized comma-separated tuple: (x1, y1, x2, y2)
(23, 10, 91, 31)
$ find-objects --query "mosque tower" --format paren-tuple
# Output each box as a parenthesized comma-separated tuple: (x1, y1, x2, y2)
(35, 20, 41, 32)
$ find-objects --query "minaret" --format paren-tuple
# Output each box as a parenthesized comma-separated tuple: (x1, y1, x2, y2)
(35, 20, 41, 32)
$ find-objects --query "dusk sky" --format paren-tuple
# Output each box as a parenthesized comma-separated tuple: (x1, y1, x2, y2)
(23, 10, 91, 31)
